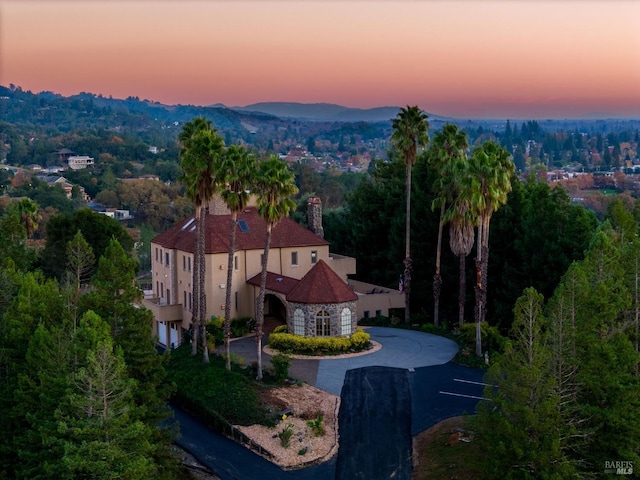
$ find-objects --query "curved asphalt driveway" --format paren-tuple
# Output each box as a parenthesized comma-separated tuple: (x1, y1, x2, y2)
(315, 327, 459, 395)
(173, 327, 485, 480)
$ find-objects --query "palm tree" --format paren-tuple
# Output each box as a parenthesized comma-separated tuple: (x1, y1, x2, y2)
(428, 124, 468, 327)
(391, 106, 429, 324)
(254, 157, 298, 380)
(13, 198, 41, 239)
(178, 117, 224, 362)
(446, 192, 476, 328)
(220, 145, 256, 371)
(465, 141, 514, 355)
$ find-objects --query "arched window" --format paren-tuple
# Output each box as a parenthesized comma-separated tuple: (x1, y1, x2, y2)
(316, 310, 331, 337)
(293, 309, 305, 336)
(341, 308, 352, 336)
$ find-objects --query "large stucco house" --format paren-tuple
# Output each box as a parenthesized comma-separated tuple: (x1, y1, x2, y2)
(144, 197, 404, 349)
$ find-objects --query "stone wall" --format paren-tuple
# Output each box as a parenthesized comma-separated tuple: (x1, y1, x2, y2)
(287, 300, 357, 337)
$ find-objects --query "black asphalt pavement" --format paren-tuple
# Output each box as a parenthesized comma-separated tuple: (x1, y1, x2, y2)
(336, 367, 413, 480)
(409, 363, 487, 435)
(172, 329, 488, 479)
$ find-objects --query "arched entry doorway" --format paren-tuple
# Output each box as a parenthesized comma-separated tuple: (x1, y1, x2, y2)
(263, 293, 286, 334)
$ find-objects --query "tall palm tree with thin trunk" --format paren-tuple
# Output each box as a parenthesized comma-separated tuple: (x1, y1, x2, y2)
(465, 141, 514, 356)
(178, 117, 224, 362)
(254, 157, 298, 380)
(446, 191, 476, 328)
(391, 106, 429, 324)
(428, 124, 468, 327)
(220, 145, 256, 371)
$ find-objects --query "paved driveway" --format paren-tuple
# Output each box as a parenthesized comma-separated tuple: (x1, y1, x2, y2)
(315, 327, 459, 395)
(174, 327, 485, 480)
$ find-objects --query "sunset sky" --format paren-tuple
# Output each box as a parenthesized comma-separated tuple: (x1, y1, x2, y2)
(2, 1, 639, 119)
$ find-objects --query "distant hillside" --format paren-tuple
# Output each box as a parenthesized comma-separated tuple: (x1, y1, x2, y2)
(233, 102, 403, 122)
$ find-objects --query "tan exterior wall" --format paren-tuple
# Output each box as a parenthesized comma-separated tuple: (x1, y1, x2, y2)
(327, 253, 356, 282)
(149, 239, 356, 347)
(244, 248, 282, 281)
(348, 279, 404, 320)
(279, 245, 330, 279)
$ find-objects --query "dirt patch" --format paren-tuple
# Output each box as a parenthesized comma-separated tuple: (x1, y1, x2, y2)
(235, 383, 340, 469)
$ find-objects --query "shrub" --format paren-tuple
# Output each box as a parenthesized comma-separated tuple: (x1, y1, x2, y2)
(358, 315, 389, 327)
(207, 316, 255, 345)
(420, 323, 450, 336)
(272, 324, 289, 334)
(206, 316, 225, 346)
(231, 316, 255, 337)
(350, 329, 370, 350)
(270, 353, 291, 383)
(166, 344, 265, 426)
(268, 329, 371, 355)
(457, 322, 506, 354)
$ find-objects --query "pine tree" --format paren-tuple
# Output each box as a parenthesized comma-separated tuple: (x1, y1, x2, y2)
(476, 288, 572, 478)
(57, 327, 158, 480)
(81, 239, 174, 426)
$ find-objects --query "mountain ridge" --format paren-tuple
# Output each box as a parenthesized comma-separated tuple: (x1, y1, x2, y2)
(230, 102, 403, 122)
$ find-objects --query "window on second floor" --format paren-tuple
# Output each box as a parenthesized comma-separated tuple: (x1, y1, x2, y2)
(291, 251, 298, 266)
(234, 255, 239, 271)
(165, 252, 170, 266)
(311, 250, 318, 264)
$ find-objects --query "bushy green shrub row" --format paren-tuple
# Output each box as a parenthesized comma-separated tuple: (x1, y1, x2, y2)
(268, 328, 370, 355)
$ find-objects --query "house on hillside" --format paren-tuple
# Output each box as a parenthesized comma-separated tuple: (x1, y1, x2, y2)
(144, 196, 404, 349)
(67, 155, 94, 170)
(39, 175, 90, 201)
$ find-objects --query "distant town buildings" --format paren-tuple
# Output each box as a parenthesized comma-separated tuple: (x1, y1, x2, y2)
(67, 155, 94, 170)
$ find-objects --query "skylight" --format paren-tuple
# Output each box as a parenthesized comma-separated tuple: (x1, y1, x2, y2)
(181, 217, 195, 231)
(238, 219, 250, 233)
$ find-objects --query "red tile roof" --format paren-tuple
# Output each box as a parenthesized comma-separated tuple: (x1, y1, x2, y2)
(247, 271, 299, 295)
(287, 260, 357, 304)
(152, 207, 329, 254)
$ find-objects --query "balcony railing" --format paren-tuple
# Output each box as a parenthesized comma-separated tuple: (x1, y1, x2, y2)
(142, 297, 184, 323)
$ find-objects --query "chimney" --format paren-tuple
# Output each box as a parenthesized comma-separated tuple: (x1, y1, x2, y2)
(307, 196, 324, 238)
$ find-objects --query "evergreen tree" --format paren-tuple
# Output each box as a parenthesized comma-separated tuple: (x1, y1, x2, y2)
(476, 288, 571, 478)
(81, 238, 173, 426)
(57, 325, 159, 480)
(66, 229, 96, 302)
(0, 273, 67, 478)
